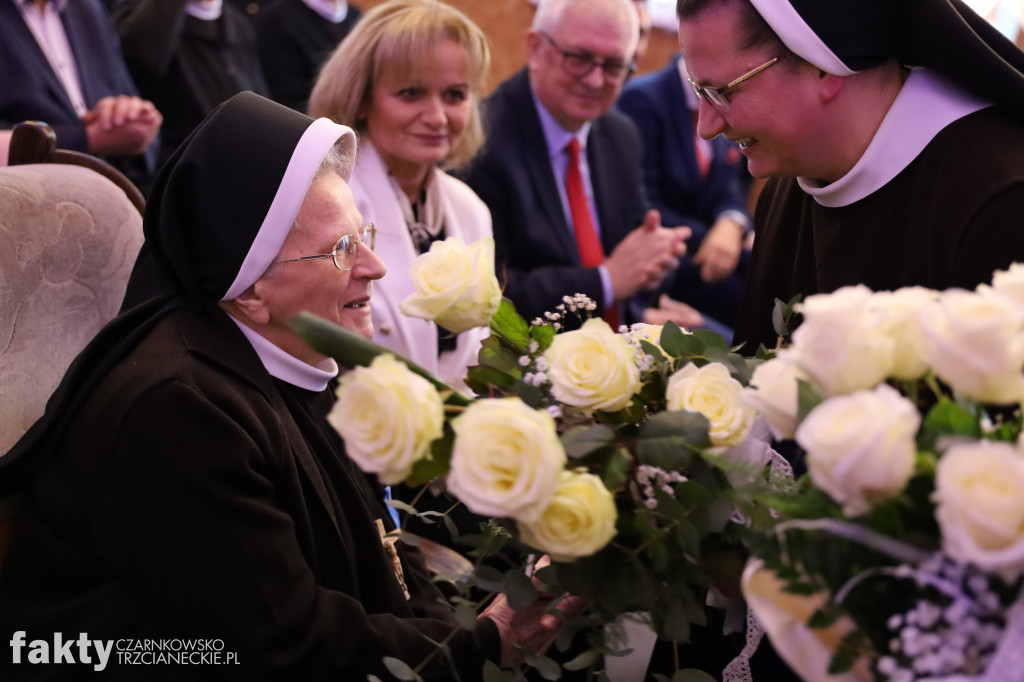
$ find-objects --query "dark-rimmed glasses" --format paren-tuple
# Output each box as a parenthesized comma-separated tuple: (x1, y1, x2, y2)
(688, 52, 791, 112)
(539, 31, 635, 83)
(280, 223, 376, 272)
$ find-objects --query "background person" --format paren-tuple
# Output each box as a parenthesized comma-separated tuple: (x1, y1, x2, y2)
(257, 0, 362, 113)
(458, 0, 697, 331)
(309, 0, 492, 387)
(113, 0, 268, 170)
(0, 0, 161, 191)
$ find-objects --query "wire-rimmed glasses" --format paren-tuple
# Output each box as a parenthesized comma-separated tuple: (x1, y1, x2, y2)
(687, 52, 791, 112)
(280, 223, 376, 272)
(539, 31, 636, 83)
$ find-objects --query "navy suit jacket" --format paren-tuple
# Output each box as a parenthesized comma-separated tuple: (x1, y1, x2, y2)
(0, 0, 157, 178)
(616, 56, 750, 244)
(458, 68, 648, 324)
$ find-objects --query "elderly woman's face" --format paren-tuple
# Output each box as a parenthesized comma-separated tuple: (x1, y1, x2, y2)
(362, 39, 472, 183)
(255, 173, 387, 362)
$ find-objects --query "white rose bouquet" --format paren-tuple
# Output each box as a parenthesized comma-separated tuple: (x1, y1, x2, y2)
(291, 287, 778, 680)
(740, 267, 1024, 682)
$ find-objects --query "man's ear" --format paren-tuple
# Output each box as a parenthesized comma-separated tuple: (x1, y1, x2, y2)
(224, 284, 270, 326)
(525, 30, 543, 64)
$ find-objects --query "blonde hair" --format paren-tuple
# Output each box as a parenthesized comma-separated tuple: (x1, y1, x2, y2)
(308, 0, 491, 169)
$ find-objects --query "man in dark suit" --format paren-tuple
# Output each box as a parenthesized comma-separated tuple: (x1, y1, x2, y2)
(459, 0, 695, 328)
(0, 0, 161, 188)
(618, 54, 754, 332)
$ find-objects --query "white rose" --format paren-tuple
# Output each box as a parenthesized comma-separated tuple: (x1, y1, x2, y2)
(518, 470, 618, 562)
(330, 354, 444, 485)
(867, 287, 937, 380)
(796, 383, 919, 517)
(918, 288, 1024, 404)
(666, 362, 756, 448)
(742, 561, 872, 682)
(399, 236, 502, 334)
(740, 351, 807, 440)
(791, 285, 894, 396)
(989, 262, 1024, 307)
(545, 318, 641, 413)
(935, 441, 1024, 580)
(448, 397, 566, 522)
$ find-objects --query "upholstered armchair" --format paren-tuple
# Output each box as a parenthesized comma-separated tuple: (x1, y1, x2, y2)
(0, 164, 143, 454)
(0, 123, 144, 568)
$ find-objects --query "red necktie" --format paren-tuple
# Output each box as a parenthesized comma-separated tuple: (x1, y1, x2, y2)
(565, 138, 619, 329)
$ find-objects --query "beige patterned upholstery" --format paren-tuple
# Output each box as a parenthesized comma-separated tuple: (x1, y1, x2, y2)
(0, 163, 143, 454)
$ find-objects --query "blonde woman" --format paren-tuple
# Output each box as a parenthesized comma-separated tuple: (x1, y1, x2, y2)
(309, 0, 492, 386)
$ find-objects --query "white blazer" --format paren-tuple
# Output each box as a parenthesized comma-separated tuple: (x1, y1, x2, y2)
(349, 140, 493, 387)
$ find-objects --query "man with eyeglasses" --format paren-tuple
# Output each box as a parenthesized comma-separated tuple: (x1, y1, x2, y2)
(677, 0, 1024, 351)
(460, 0, 701, 331)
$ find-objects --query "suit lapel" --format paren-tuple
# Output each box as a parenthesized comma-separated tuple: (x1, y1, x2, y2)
(2, 0, 79, 115)
(510, 70, 580, 263)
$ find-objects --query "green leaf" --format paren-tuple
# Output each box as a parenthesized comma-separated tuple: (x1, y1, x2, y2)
(661, 325, 705, 359)
(807, 607, 841, 629)
(660, 599, 692, 643)
(691, 329, 729, 352)
(677, 670, 718, 682)
(454, 600, 478, 630)
(562, 648, 602, 671)
(921, 397, 982, 446)
(405, 428, 454, 487)
(561, 424, 618, 458)
(640, 410, 711, 444)
(290, 312, 469, 404)
(531, 323, 556, 352)
(490, 298, 532, 353)
(796, 379, 823, 423)
(382, 656, 421, 681)
(483, 660, 521, 682)
(523, 652, 562, 680)
(599, 447, 633, 493)
(504, 567, 540, 610)
(599, 397, 647, 426)
(478, 335, 526, 376)
(635, 438, 698, 471)
(465, 365, 517, 393)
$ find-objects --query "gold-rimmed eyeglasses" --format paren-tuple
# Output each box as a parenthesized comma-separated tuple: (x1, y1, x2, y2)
(688, 52, 791, 112)
(539, 31, 635, 83)
(280, 223, 376, 272)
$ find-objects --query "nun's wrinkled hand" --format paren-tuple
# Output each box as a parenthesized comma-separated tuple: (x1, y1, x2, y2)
(479, 591, 588, 667)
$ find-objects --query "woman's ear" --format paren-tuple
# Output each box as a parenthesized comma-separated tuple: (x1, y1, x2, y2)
(223, 284, 271, 326)
(818, 71, 844, 104)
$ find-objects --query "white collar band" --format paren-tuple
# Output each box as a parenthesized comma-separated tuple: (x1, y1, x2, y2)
(798, 68, 990, 207)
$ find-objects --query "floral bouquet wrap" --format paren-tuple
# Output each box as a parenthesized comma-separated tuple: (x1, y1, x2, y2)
(291, 236, 782, 680)
(739, 265, 1024, 682)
